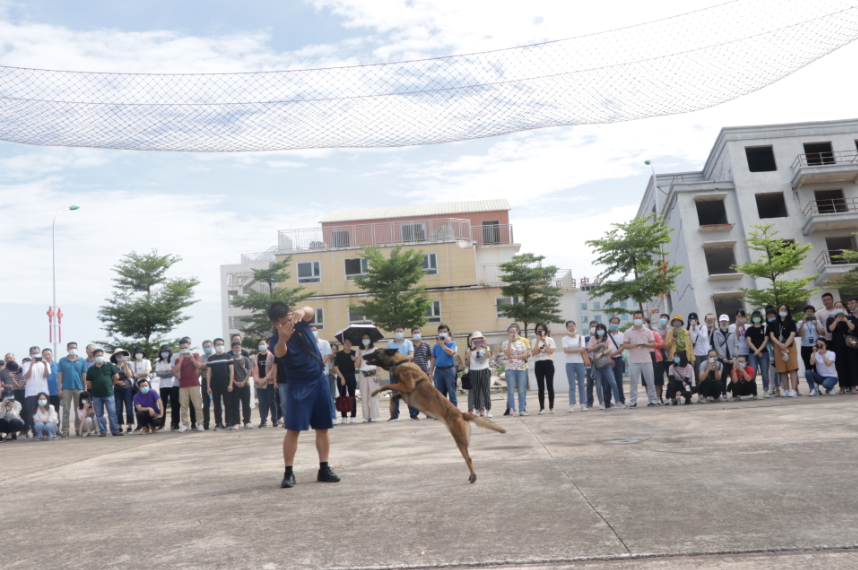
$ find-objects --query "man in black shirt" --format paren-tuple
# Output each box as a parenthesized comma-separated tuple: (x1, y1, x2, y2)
(206, 338, 233, 430)
(333, 339, 357, 423)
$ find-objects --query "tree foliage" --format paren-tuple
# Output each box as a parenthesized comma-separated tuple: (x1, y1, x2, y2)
(734, 223, 818, 312)
(585, 215, 683, 315)
(351, 245, 431, 333)
(231, 257, 311, 346)
(824, 234, 858, 294)
(497, 253, 563, 337)
(97, 250, 199, 361)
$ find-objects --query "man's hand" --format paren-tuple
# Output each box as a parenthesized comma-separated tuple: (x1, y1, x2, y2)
(228, 385, 233, 392)
(289, 309, 306, 324)
(149, 408, 157, 416)
(207, 387, 212, 395)
(58, 389, 63, 399)
(276, 319, 296, 342)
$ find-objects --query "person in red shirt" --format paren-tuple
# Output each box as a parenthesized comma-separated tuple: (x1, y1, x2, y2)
(171, 338, 205, 432)
(727, 354, 758, 401)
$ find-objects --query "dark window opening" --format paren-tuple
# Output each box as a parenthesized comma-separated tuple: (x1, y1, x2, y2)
(814, 189, 847, 214)
(804, 142, 834, 165)
(745, 146, 777, 172)
(826, 236, 855, 265)
(331, 230, 350, 247)
(713, 295, 745, 320)
(755, 192, 788, 219)
(695, 200, 728, 225)
(482, 220, 500, 244)
(705, 246, 737, 275)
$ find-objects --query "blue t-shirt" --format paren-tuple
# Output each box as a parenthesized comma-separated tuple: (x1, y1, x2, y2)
(432, 341, 457, 367)
(269, 320, 324, 386)
(386, 339, 414, 356)
(58, 357, 87, 390)
(46, 362, 59, 396)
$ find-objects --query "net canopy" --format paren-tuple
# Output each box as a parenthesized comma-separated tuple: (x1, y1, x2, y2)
(1, 0, 857, 152)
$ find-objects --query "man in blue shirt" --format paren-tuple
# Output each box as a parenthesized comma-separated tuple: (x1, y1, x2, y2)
(430, 324, 458, 406)
(386, 324, 418, 421)
(58, 341, 88, 437)
(268, 302, 340, 489)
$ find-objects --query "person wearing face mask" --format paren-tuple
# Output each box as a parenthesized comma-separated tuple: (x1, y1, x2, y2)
(653, 314, 671, 389)
(171, 338, 205, 433)
(466, 332, 493, 417)
(663, 314, 696, 367)
(666, 353, 694, 405)
(155, 346, 181, 430)
(206, 338, 234, 431)
(0, 388, 25, 440)
(531, 322, 557, 414)
(85, 348, 123, 436)
(31, 392, 59, 440)
(728, 310, 750, 362)
(697, 349, 724, 402)
(22, 345, 49, 437)
(110, 348, 135, 434)
(622, 311, 660, 408)
(583, 320, 600, 408)
(356, 334, 380, 422)
(605, 316, 627, 407)
(42, 349, 61, 427)
(195, 340, 212, 430)
(587, 323, 624, 409)
(771, 304, 800, 397)
(501, 324, 528, 415)
(687, 313, 709, 390)
(133, 379, 164, 433)
(386, 324, 418, 421)
(253, 339, 278, 428)
(58, 342, 87, 437)
(712, 315, 738, 400)
(128, 347, 152, 432)
(228, 341, 254, 430)
(746, 311, 771, 397)
(763, 307, 783, 396)
(797, 305, 825, 377)
(230, 334, 251, 357)
(644, 318, 666, 403)
(563, 320, 590, 412)
(311, 326, 337, 426)
(727, 355, 758, 401)
(806, 339, 839, 395)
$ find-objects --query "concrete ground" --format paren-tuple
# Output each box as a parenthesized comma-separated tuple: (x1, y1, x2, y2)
(3, 390, 858, 570)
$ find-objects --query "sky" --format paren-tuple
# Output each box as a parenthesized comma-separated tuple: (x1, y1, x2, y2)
(1, 0, 857, 358)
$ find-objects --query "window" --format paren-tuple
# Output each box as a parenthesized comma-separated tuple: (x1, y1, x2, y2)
(595, 315, 602, 323)
(332, 230, 350, 247)
(606, 302, 614, 309)
(229, 316, 248, 329)
(482, 221, 501, 244)
(580, 302, 588, 310)
(425, 300, 441, 323)
(826, 236, 855, 265)
(745, 146, 777, 172)
(620, 300, 628, 308)
(814, 189, 847, 214)
(496, 296, 520, 318)
(593, 302, 601, 310)
(228, 293, 237, 308)
(401, 222, 427, 242)
(755, 192, 788, 219)
(622, 313, 629, 321)
(695, 199, 729, 225)
(297, 261, 321, 283)
(348, 307, 370, 323)
(581, 315, 588, 324)
(308, 308, 325, 330)
(344, 258, 369, 280)
(804, 142, 834, 165)
(713, 294, 745, 322)
(421, 253, 438, 275)
(704, 245, 738, 275)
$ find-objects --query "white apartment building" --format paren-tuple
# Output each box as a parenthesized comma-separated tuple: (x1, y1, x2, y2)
(638, 118, 858, 318)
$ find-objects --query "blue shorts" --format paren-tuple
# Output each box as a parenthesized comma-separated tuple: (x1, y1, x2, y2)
(283, 375, 334, 432)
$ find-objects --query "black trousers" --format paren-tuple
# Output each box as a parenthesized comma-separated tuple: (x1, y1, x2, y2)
(800, 346, 815, 374)
(666, 378, 692, 402)
(160, 387, 180, 429)
(229, 384, 251, 426)
(0, 418, 25, 434)
(15, 390, 29, 432)
(728, 379, 757, 396)
(136, 411, 166, 429)
(720, 361, 733, 396)
(534, 360, 555, 410)
(210, 382, 231, 427)
(337, 374, 357, 418)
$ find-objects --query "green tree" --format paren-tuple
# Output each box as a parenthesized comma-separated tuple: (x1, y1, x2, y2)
(497, 253, 563, 337)
(351, 245, 431, 332)
(827, 236, 858, 293)
(586, 215, 683, 315)
(231, 257, 311, 346)
(735, 223, 818, 312)
(97, 250, 199, 360)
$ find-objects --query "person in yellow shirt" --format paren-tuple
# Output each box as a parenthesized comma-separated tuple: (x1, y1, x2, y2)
(663, 314, 696, 364)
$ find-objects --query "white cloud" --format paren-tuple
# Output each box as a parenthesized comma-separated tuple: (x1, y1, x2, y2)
(0, 147, 115, 179)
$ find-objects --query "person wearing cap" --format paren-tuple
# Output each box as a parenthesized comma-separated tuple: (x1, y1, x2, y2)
(110, 348, 135, 434)
(466, 331, 493, 417)
(663, 314, 695, 365)
(687, 312, 709, 390)
(746, 310, 771, 397)
(85, 348, 123, 437)
(712, 315, 739, 399)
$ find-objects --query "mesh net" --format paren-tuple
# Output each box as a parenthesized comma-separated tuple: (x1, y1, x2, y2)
(1, 0, 857, 152)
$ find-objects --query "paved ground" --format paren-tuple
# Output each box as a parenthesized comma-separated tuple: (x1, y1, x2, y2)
(3, 391, 858, 569)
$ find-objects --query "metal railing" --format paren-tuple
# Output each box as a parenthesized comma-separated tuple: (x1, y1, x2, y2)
(240, 246, 278, 264)
(792, 150, 858, 170)
(802, 197, 858, 219)
(815, 249, 858, 272)
(471, 224, 513, 246)
(481, 264, 572, 287)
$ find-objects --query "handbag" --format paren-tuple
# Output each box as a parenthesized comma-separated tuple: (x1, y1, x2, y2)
(335, 394, 354, 413)
(579, 336, 592, 367)
(594, 352, 611, 369)
(846, 335, 858, 349)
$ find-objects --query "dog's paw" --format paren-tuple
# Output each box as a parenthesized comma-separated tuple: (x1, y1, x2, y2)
(469, 474, 476, 484)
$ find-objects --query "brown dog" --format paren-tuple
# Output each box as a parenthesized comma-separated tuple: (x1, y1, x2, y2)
(364, 349, 505, 483)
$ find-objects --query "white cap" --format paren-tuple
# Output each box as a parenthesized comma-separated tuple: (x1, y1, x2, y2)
(471, 331, 485, 339)
(718, 314, 730, 322)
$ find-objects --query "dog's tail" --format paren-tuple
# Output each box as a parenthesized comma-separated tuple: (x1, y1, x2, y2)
(462, 412, 506, 434)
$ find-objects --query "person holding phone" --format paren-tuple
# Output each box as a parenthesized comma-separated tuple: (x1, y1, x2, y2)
(697, 349, 724, 403)
(563, 320, 589, 412)
(502, 324, 529, 416)
(797, 305, 824, 376)
(622, 311, 659, 407)
(356, 334, 380, 422)
(805, 339, 839, 395)
(727, 355, 758, 400)
(431, 324, 459, 407)
(587, 324, 624, 409)
(466, 332, 492, 417)
(770, 304, 799, 397)
(531, 323, 556, 414)
(826, 301, 857, 394)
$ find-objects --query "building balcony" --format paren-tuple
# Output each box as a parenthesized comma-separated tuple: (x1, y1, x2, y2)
(801, 198, 858, 236)
(480, 265, 575, 288)
(791, 151, 858, 189)
(275, 218, 514, 254)
(813, 249, 858, 285)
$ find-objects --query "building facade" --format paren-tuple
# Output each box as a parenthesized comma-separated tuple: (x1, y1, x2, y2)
(638, 118, 858, 318)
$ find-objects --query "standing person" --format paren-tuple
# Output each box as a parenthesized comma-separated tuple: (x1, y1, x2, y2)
(0, 389, 25, 440)
(816, 292, 836, 341)
(798, 305, 825, 376)
(128, 347, 151, 432)
(253, 340, 277, 428)
(584, 320, 599, 409)
(727, 355, 759, 401)
(588, 324, 624, 409)
(229, 341, 254, 430)
(622, 311, 660, 408)
(466, 332, 492, 417)
(771, 304, 800, 397)
(267, 303, 340, 488)
(645, 318, 666, 404)
(653, 314, 671, 389)
(697, 349, 725, 402)
(230, 334, 251, 356)
(665, 353, 695, 405)
(386, 325, 418, 421)
(746, 311, 771, 397)
(85, 349, 123, 437)
(32, 392, 59, 440)
(110, 349, 135, 434)
(562, 320, 588, 412)
(764, 307, 783, 396)
(730, 310, 751, 363)
(58, 342, 87, 438)
(310, 326, 337, 426)
(606, 316, 626, 406)
(825, 302, 855, 394)
(155, 346, 180, 430)
(356, 334, 380, 422)
(133, 379, 165, 433)
(23, 346, 49, 437)
(712, 315, 738, 400)
(411, 327, 434, 419)
(84, 344, 97, 370)
(688, 313, 709, 389)
(430, 324, 460, 408)
(171, 339, 205, 433)
(333, 339, 357, 424)
(42, 350, 60, 428)
(500, 324, 528, 416)
(531, 323, 556, 414)
(197, 340, 213, 430)
(664, 314, 695, 366)
(806, 339, 839, 396)
(206, 338, 233, 431)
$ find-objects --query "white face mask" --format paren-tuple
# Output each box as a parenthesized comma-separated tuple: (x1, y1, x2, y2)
(258, 345, 267, 352)
(589, 327, 596, 334)
(68, 349, 77, 356)
(135, 353, 143, 360)
(214, 346, 224, 354)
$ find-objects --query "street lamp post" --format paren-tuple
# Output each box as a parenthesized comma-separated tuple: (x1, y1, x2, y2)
(52, 205, 80, 356)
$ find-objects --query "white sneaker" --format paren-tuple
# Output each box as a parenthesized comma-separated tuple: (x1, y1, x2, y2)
(197, 425, 204, 432)
(486, 413, 493, 418)
(178, 426, 189, 433)
(568, 406, 577, 413)
(580, 405, 587, 412)
(549, 408, 555, 414)
(245, 423, 254, 429)
(598, 404, 605, 410)
(519, 411, 529, 416)
(809, 389, 818, 397)
(362, 419, 369, 423)
(763, 391, 770, 398)
(538, 409, 545, 415)
(350, 417, 356, 423)
(614, 403, 627, 409)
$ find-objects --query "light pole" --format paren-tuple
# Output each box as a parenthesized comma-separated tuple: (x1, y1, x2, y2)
(52, 205, 80, 356)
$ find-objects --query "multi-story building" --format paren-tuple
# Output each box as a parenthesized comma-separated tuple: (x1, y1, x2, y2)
(221, 199, 577, 346)
(637, 118, 858, 318)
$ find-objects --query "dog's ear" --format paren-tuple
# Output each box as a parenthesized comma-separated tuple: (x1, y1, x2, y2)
(385, 348, 399, 357)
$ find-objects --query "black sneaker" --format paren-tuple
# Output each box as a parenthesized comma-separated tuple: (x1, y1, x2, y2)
(259, 422, 267, 428)
(127, 427, 134, 433)
(112, 432, 124, 437)
(317, 466, 341, 483)
(503, 407, 510, 416)
(281, 471, 296, 488)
